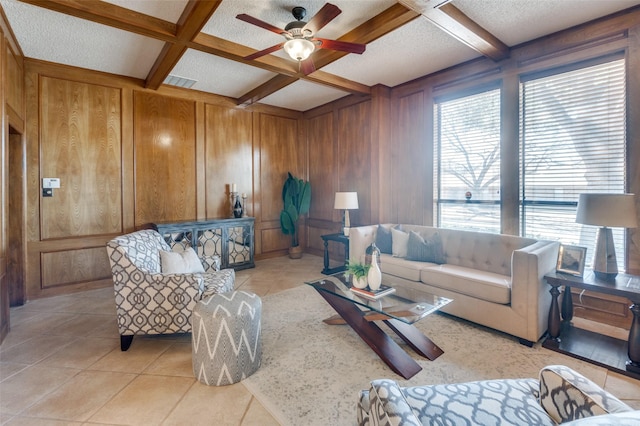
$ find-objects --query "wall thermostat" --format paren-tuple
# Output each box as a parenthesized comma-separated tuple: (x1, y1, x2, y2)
(42, 178, 61, 197)
(42, 178, 61, 189)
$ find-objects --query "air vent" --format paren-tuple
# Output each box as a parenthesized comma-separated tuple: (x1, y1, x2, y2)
(431, 0, 453, 8)
(164, 74, 197, 89)
(400, 0, 453, 10)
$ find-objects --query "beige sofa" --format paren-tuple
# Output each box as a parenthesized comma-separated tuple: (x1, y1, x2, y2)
(349, 224, 560, 345)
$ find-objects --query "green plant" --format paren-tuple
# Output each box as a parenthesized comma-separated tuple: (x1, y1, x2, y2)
(279, 172, 311, 247)
(347, 261, 370, 278)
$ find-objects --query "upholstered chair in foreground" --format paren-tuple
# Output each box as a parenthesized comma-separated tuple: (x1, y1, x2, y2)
(358, 365, 640, 426)
(107, 229, 235, 351)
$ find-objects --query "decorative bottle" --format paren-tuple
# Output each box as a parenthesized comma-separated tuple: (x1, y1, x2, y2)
(233, 196, 243, 218)
(367, 251, 382, 291)
(365, 242, 381, 267)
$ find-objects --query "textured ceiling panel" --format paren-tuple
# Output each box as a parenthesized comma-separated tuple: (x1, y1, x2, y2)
(171, 49, 277, 98)
(1, 0, 164, 79)
(3, 0, 639, 111)
(259, 79, 349, 111)
(201, 0, 397, 50)
(102, 0, 188, 22)
(455, 0, 640, 47)
(323, 17, 479, 87)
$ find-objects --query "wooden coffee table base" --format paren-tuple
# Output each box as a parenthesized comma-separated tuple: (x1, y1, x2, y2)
(315, 288, 443, 379)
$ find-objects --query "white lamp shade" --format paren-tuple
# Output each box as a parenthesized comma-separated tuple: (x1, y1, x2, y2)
(576, 193, 638, 228)
(283, 38, 315, 61)
(334, 192, 359, 210)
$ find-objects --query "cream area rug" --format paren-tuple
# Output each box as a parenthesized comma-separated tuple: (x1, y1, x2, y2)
(242, 284, 605, 426)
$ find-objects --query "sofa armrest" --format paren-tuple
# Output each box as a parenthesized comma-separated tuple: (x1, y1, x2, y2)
(349, 225, 379, 265)
(113, 272, 202, 335)
(201, 269, 236, 299)
(510, 240, 560, 341)
(368, 379, 421, 426)
(539, 365, 633, 424)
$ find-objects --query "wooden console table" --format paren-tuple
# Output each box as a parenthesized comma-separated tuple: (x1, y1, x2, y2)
(543, 270, 640, 380)
(151, 218, 255, 271)
(321, 233, 349, 275)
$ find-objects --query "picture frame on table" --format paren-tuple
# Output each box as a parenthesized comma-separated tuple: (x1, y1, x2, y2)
(556, 244, 587, 277)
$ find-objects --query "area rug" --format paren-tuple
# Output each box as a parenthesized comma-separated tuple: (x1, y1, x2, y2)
(242, 285, 605, 426)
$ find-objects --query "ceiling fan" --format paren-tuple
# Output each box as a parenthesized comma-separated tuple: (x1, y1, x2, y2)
(236, 3, 366, 75)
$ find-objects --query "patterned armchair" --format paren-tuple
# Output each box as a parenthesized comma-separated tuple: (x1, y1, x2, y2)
(107, 229, 235, 351)
(357, 365, 640, 426)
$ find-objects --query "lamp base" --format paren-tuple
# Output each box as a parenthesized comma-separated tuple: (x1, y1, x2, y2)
(593, 227, 618, 281)
(343, 209, 351, 236)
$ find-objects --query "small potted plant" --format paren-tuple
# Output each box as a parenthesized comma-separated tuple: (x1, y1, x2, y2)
(347, 261, 370, 289)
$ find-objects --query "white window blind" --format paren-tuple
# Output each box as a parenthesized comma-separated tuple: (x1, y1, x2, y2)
(520, 57, 626, 269)
(435, 87, 501, 233)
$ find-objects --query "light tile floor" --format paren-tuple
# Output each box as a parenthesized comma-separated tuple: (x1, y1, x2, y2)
(0, 254, 322, 426)
(1, 254, 639, 425)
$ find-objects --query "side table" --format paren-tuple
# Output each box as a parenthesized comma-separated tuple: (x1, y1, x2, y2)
(543, 270, 640, 380)
(321, 233, 349, 275)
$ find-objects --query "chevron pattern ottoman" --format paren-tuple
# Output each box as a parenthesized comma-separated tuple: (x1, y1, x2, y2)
(191, 291, 262, 386)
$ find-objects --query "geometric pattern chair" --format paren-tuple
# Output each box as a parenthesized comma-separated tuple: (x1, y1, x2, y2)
(357, 365, 640, 426)
(191, 291, 262, 386)
(106, 229, 235, 351)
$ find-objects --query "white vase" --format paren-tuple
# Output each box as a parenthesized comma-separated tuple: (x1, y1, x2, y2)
(367, 253, 382, 290)
(353, 275, 367, 289)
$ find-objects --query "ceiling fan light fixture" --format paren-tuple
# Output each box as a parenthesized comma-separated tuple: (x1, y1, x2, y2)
(283, 38, 315, 62)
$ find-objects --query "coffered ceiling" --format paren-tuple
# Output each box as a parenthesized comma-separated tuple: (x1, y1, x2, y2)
(2, 0, 639, 111)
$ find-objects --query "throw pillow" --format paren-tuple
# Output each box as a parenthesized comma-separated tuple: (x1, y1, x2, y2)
(406, 231, 445, 264)
(375, 225, 393, 254)
(391, 228, 409, 258)
(160, 247, 205, 273)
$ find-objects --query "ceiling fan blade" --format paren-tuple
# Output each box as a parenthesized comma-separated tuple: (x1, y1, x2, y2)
(314, 38, 366, 54)
(300, 58, 316, 75)
(236, 13, 287, 36)
(244, 43, 285, 61)
(303, 3, 341, 35)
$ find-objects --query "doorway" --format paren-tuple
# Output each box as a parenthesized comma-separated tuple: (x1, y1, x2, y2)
(8, 125, 26, 306)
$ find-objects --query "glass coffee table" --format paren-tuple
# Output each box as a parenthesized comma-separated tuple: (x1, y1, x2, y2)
(306, 272, 452, 379)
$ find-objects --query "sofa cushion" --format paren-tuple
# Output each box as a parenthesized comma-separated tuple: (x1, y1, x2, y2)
(375, 225, 393, 254)
(406, 231, 444, 264)
(391, 228, 409, 257)
(421, 264, 511, 304)
(380, 253, 436, 282)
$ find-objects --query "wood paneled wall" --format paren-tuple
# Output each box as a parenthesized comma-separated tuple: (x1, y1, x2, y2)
(20, 60, 303, 300)
(204, 105, 252, 219)
(4, 7, 640, 306)
(39, 77, 122, 239)
(134, 92, 196, 225)
(257, 113, 303, 253)
(305, 96, 376, 259)
(1, 14, 26, 341)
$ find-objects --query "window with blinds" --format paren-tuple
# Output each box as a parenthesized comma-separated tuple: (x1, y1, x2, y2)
(520, 57, 626, 269)
(434, 87, 501, 233)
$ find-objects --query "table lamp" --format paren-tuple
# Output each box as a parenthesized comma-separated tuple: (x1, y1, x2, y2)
(334, 192, 359, 236)
(576, 193, 638, 280)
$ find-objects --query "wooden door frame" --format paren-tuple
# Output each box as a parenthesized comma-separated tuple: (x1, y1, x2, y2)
(7, 122, 26, 306)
